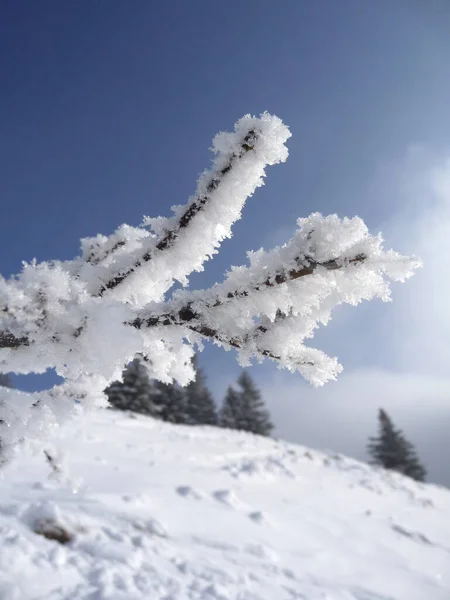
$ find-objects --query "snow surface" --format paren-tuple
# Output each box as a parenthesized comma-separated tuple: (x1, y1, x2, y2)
(1, 409, 449, 600)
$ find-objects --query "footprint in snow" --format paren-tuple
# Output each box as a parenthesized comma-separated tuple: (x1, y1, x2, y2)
(245, 543, 279, 562)
(391, 523, 432, 545)
(122, 493, 153, 507)
(212, 489, 247, 510)
(224, 455, 296, 480)
(248, 510, 269, 525)
(191, 535, 239, 553)
(176, 485, 204, 500)
(133, 517, 167, 538)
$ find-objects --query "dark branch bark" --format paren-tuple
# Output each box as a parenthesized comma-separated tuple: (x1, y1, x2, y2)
(218, 253, 367, 304)
(98, 128, 258, 295)
(86, 240, 126, 266)
(128, 252, 367, 355)
(0, 253, 367, 351)
(130, 310, 286, 364)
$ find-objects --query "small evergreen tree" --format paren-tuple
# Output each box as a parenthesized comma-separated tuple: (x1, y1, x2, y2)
(104, 357, 161, 418)
(153, 380, 189, 424)
(185, 354, 217, 426)
(236, 371, 273, 436)
(368, 408, 426, 482)
(219, 386, 241, 429)
(219, 371, 273, 437)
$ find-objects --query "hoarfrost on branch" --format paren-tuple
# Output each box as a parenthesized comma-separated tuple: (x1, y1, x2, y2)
(0, 113, 421, 448)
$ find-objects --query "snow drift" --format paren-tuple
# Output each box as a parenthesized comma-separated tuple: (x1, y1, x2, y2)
(0, 409, 449, 600)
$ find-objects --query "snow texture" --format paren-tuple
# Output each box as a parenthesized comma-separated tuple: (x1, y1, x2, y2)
(0, 409, 449, 600)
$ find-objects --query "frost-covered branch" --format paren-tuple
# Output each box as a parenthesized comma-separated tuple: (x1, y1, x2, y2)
(97, 128, 258, 294)
(130, 213, 419, 386)
(0, 113, 421, 449)
(129, 248, 369, 364)
(75, 114, 290, 303)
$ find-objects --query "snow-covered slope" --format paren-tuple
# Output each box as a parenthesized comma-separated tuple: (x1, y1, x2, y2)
(0, 409, 449, 600)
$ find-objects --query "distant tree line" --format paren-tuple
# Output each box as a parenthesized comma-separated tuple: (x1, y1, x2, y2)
(105, 356, 427, 481)
(1, 365, 427, 483)
(104, 355, 274, 437)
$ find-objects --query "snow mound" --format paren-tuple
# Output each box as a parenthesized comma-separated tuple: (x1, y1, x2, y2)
(0, 409, 449, 600)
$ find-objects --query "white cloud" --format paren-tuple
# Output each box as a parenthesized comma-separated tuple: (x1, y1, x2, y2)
(381, 153, 450, 375)
(261, 368, 450, 487)
(258, 147, 450, 487)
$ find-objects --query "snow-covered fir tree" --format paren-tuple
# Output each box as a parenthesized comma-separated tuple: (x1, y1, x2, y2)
(185, 354, 217, 426)
(0, 113, 421, 450)
(368, 408, 427, 482)
(220, 372, 273, 437)
(105, 357, 161, 418)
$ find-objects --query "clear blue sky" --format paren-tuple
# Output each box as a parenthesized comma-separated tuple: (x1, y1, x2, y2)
(2, 1, 449, 278)
(2, 1, 450, 483)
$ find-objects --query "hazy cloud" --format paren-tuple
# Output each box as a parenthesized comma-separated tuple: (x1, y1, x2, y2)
(255, 148, 450, 487)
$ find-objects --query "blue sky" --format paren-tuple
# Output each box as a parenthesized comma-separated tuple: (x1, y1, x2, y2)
(1, 2, 450, 484)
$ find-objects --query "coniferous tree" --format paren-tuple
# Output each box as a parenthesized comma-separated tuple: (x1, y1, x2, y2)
(219, 386, 241, 430)
(219, 372, 273, 436)
(105, 357, 161, 418)
(368, 408, 426, 482)
(185, 355, 217, 426)
(236, 371, 273, 436)
(153, 380, 189, 424)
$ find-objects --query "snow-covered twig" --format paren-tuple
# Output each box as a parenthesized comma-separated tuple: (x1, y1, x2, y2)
(0, 113, 421, 447)
(97, 128, 259, 295)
